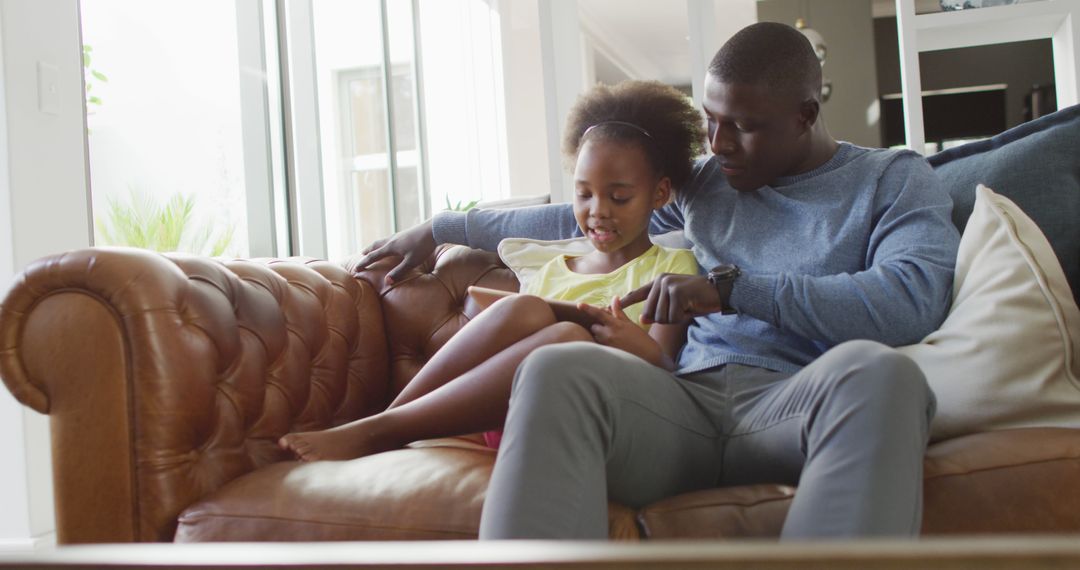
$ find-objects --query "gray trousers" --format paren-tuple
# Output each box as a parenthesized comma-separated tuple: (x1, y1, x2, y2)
(478, 340, 935, 539)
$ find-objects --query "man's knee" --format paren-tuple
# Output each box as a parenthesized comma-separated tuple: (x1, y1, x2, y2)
(827, 340, 922, 379)
(821, 340, 932, 413)
(503, 342, 617, 434)
(511, 341, 612, 402)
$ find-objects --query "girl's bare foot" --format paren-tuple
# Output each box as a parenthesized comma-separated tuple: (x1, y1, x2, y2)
(277, 419, 399, 461)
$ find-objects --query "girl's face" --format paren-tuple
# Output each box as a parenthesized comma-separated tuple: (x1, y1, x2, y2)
(572, 138, 671, 260)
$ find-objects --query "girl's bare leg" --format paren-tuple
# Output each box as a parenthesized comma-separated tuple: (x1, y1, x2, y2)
(279, 297, 589, 461)
(389, 294, 556, 409)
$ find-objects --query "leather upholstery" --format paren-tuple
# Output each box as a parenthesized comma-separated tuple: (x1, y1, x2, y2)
(176, 441, 496, 541)
(638, 428, 1080, 538)
(342, 245, 520, 398)
(637, 485, 795, 539)
(174, 436, 640, 542)
(0, 248, 388, 542)
(922, 428, 1080, 533)
(2, 245, 1080, 544)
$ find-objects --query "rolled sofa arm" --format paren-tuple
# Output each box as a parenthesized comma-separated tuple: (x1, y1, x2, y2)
(0, 248, 389, 543)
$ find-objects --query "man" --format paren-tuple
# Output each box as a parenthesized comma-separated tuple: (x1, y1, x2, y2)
(356, 22, 959, 539)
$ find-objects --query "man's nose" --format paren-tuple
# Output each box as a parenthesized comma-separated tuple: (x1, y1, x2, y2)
(711, 128, 737, 156)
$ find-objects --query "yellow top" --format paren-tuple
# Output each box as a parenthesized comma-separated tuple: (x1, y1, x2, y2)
(523, 244, 700, 328)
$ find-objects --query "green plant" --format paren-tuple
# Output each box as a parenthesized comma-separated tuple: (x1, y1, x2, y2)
(82, 44, 108, 112)
(444, 196, 480, 212)
(96, 189, 236, 256)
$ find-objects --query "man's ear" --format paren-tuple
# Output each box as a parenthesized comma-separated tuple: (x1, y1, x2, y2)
(798, 99, 820, 132)
(653, 177, 673, 208)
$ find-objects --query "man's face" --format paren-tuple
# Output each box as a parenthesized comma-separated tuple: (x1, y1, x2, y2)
(702, 74, 808, 191)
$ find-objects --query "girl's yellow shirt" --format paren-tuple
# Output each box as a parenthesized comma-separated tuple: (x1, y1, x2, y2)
(522, 244, 700, 328)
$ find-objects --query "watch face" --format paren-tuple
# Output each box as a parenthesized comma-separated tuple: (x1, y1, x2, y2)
(708, 264, 740, 314)
(710, 264, 738, 279)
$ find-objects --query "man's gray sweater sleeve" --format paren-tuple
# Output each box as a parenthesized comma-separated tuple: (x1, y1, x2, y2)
(729, 155, 959, 347)
(431, 200, 687, 252)
(431, 203, 581, 252)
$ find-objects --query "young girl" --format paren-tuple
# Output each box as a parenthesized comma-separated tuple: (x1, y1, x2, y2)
(280, 80, 705, 461)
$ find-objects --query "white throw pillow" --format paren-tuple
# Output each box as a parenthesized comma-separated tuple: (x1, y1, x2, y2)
(497, 237, 595, 292)
(898, 185, 1080, 441)
(497, 233, 689, 291)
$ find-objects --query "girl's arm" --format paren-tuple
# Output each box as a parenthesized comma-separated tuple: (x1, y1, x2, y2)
(625, 248, 696, 368)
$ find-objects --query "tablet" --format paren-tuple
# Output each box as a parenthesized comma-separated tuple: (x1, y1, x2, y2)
(466, 285, 601, 329)
(466, 285, 516, 309)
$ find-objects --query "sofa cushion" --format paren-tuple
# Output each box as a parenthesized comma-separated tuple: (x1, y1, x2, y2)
(897, 185, 1080, 441)
(174, 438, 640, 541)
(928, 104, 1080, 306)
(636, 428, 1080, 538)
(921, 428, 1080, 533)
(637, 484, 794, 539)
(175, 443, 495, 542)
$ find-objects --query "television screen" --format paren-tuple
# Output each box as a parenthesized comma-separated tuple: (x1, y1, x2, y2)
(881, 86, 1007, 148)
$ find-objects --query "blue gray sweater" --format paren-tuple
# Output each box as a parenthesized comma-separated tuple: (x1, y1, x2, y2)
(433, 143, 960, 374)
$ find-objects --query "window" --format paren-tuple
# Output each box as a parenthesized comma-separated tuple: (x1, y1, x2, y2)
(81, 0, 286, 257)
(331, 65, 421, 249)
(417, 0, 510, 213)
(312, 0, 427, 260)
(314, 0, 509, 261)
(80, 0, 516, 261)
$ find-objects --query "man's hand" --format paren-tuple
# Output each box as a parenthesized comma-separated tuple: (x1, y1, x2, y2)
(619, 273, 724, 325)
(353, 219, 436, 284)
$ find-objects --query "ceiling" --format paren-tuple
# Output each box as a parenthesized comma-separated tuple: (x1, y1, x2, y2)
(576, 0, 946, 86)
(577, 0, 694, 86)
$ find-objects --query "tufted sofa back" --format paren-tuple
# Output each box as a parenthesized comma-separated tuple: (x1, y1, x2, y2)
(0, 244, 521, 543)
(6, 229, 1080, 544)
(0, 248, 389, 542)
(346, 244, 521, 399)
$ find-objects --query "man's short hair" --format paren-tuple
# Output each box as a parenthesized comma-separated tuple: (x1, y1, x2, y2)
(708, 22, 822, 101)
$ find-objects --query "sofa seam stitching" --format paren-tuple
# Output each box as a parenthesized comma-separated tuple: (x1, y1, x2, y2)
(176, 513, 476, 536)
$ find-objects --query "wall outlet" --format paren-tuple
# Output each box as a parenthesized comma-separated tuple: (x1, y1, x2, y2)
(36, 61, 60, 116)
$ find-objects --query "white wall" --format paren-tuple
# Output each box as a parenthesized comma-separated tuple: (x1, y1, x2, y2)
(420, 0, 512, 206)
(757, 0, 882, 147)
(687, 0, 758, 110)
(496, 0, 552, 198)
(0, 0, 91, 549)
(0, 395, 31, 548)
(519, 0, 759, 202)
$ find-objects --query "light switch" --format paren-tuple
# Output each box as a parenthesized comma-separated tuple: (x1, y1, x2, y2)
(37, 61, 60, 116)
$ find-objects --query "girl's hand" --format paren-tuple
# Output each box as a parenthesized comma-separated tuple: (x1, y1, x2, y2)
(577, 297, 665, 368)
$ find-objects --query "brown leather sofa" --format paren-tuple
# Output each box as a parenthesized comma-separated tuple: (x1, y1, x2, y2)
(2, 243, 1080, 544)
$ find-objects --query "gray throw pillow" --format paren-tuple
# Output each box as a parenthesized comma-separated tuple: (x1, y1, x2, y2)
(928, 104, 1080, 306)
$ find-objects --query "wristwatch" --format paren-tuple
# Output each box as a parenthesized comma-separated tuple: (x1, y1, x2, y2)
(707, 264, 741, 315)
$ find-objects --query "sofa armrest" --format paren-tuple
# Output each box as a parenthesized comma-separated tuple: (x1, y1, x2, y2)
(0, 248, 389, 543)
